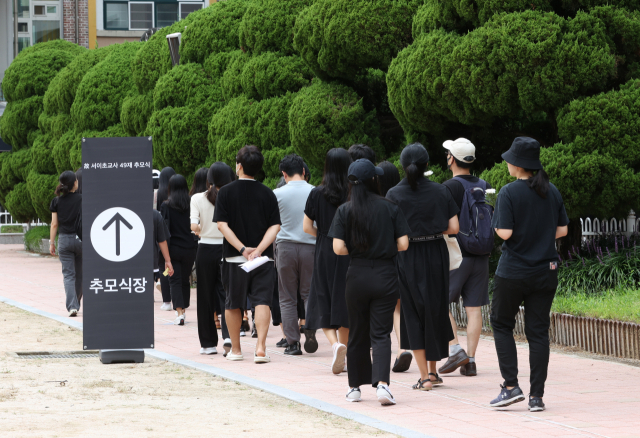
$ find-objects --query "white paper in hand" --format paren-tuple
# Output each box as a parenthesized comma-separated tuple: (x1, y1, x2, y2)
(239, 256, 270, 273)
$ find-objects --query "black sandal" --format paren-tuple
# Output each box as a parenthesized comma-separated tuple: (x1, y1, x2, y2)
(412, 378, 433, 391)
(429, 372, 444, 386)
(392, 351, 413, 373)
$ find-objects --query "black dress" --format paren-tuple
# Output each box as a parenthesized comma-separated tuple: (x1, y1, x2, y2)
(304, 186, 350, 329)
(386, 178, 459, 361)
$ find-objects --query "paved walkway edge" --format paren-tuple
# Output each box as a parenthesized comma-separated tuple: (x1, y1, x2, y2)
(0, 295, 433, 438)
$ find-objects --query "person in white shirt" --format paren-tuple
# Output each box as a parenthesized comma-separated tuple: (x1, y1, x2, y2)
(190, 162, 234, 356)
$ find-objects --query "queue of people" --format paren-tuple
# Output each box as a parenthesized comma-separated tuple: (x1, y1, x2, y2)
(51, 136, 568, 412)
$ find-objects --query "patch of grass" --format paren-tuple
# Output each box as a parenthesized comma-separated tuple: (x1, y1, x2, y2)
(24, 225, 53, 252)
(0, 225, 23, 233)
(553, 288, 640, 323)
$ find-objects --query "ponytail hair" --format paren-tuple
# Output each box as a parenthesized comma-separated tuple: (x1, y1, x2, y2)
(206, 162, 234, 206)
(525, 168, 550, 199)
(400, 142, 430, 191)
(55, 170, 77, 197)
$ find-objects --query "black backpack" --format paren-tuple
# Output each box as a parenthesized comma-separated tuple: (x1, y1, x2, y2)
(454, 176, 494, 255)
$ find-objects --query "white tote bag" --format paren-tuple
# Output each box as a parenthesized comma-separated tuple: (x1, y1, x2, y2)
(445, 235, 463, 271)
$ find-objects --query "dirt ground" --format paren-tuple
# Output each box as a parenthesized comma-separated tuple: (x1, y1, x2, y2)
(0, 303, 394, 438)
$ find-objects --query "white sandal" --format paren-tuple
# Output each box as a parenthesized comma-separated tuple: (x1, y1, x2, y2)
(254, 352, 271, 364)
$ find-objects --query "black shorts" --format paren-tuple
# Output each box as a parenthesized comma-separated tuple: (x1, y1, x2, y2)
(221, 260, 276, 310)
(449, 255, 490, 307)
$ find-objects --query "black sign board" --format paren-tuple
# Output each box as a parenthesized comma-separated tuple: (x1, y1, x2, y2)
(82, 137, 154, 350)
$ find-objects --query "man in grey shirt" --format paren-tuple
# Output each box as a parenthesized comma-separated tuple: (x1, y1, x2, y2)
(274, 154, 317, 355)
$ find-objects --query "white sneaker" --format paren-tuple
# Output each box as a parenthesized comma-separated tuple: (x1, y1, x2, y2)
(173, 314, 185, 326)
(223, 339, 232, 357)
(346, 387, 361, 402)
(376, 384, 396, 406)
(331, 343, 347, 375)
(201, 347, 217, 355)
(69, 309, 78, 317)
(240, 330, 246, 337)
(160, 302, 172, 311)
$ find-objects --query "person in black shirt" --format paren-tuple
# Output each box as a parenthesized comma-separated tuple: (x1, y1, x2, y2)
(386, 143, 460, 391)
(489, 137, 569, 412)
(156, 167, 176, 310)
(215, 145, 281, 364)
(49, 171, 82, 316)
(329, 159, 411, 406)
(160, 174, 198, 326)
(440, 138, 492, 377)
(304, 148, 352, 374)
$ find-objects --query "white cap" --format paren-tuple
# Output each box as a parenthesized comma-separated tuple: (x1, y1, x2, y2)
(443, 138, 476, 163)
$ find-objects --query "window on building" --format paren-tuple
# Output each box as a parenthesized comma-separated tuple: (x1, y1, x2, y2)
(18, 23, 28, 32)
(18, 0, 29, 18)
(105, 2, 129, 30)
(46, 5, 56, 13)
(180, 3, 202, 20)
(129, 2, 153, 30)
(33, 5, 46, 15)
(156, 3, 178, 28)
(33, 21, 60, 44)
(18, 37, 30, 53)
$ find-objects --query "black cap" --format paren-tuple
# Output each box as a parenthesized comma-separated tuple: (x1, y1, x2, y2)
(502, 137, 543, 170)
(348, 159, 384, 184)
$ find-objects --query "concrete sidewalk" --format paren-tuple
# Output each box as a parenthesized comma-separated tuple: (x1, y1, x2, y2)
(1, 244, 638, 438)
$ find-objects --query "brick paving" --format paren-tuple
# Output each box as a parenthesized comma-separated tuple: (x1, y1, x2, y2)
(1, 244, 639, 438)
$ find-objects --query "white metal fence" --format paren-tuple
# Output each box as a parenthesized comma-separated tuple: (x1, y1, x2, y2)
(0, 210, 46, 229)
(581, 210, 638, 239)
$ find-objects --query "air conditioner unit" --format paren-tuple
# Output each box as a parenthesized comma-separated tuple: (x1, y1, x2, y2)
(166, 32, 181, 67)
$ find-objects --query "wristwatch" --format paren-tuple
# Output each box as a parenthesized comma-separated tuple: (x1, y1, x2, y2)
(240, 246, 246, 254)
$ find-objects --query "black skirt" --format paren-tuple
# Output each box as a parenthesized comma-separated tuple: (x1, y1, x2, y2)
(397, 238, 454, 361)
(305, 232, 350, 329)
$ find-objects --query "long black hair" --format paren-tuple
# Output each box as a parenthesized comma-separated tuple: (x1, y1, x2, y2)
(377, 161, 400, 197)
(55, 171, 77, 197)
(206, 162, 234, 206)
(189, 167, 208, 197)
(320, 148, 351, 206)
(347, 177, 381, 253)
(157, 167, 176, 210)
(166, 174, 190, 212)
(525, 168, 550, 199)
(75, 169, 82, 195)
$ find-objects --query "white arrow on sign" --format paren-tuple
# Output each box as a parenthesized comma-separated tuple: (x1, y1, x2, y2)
(90, 207, 145, 262)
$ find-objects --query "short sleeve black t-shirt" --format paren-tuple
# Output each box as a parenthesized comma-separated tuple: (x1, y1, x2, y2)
(153, 209, 168, 269)
(386, 178, 459, 237)
(492, 180, 569, 279)
(161, 203, 197, 250)
(213, 179, 281, 259)
(328, 197, 411, 260)
(49, 192, 81, 235)
(442, 175, 492, 258)
(304, 186, 341, 236)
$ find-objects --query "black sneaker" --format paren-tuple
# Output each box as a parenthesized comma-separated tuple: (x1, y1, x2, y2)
(528, 397, 545, 412)
(489, 385, 525, 407)
(284, 341, 302, 355)
(303, 329, 318, 354)
(276, 338, 288, 348)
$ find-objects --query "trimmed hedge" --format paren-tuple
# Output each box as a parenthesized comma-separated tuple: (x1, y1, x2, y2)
(288, 80, 382, 170)
(4, 183, 36, 224)
(26, 170, 59, 224)
(0, 96, 43, 151)
(240, 52, 313, 100)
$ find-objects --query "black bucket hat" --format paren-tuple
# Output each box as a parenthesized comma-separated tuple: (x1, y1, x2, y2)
(348, 159, 384, 184)
(502, 137, 543, 170)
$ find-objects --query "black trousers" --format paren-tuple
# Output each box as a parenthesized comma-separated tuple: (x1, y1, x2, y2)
(169, 245, 197, 310)
(196, 244, 228, 347)
(491, 270, 557, 397)
(158, 253, 171, 303)
(345, 259, 399, 388)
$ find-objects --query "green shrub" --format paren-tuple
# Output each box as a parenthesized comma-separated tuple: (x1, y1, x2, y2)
(26, 170, 58, 223)
(121, 91, 154, 136)
(69, 124, 128, 170)
(179, 0, 248, 65)
(52, 129, 81, 173)
(203, 51, 241, 80)
(389, 10, 616, 134)
(0, 225, 23, 233)
(24, 225, 52, 252)
(552, 288, 640, 323)
(288, 80, 381, 170)
(239, 0, 313, 55)
(152, 63, 223, 111)
(0, 96, 44, 150)
(4, 182, 36, 223)
(0, 148, 33, 194)
(221, 52, 250, 101)
(71, 42, 142, 133)
(31, 132, 57, 174)
(240, 53, 313, 100)
(2, 46, 82, 102)
(293, 0, 418, 80)
(15, 40, 85, 59)
(209, 93, 295, 169)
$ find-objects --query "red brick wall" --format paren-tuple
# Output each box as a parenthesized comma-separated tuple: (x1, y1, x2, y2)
(63, 0, 89, 49)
